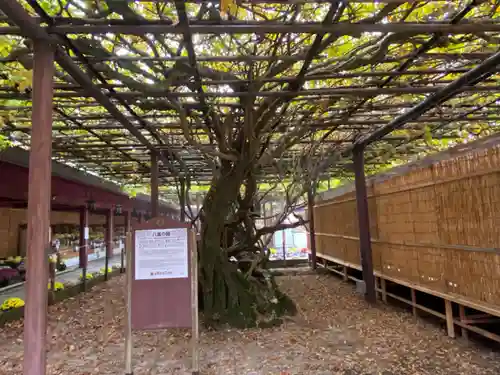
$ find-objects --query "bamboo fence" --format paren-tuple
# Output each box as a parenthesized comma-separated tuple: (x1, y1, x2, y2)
(314, 135, 500, 309)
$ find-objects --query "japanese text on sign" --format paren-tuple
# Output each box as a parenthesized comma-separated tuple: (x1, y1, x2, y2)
(134, 228, 188, 280)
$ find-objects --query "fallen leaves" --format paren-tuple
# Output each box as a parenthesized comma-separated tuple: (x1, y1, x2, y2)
(0, 274, 499, 374)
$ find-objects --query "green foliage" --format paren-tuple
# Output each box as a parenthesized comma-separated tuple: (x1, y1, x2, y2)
(0, 0, 497, 328)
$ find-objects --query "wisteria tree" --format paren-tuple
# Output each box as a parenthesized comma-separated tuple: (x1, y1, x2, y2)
(0, 0, 498, 326)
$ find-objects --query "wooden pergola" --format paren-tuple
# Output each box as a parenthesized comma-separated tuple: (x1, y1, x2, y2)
(0, 1, 499, 374)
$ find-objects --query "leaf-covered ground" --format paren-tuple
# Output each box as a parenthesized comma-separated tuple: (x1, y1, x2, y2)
(0, 274, 499, 375)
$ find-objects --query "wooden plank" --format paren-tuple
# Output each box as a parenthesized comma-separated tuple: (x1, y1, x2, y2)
(124, 232, 133, 375)
(381, 278, 387, 304)
(459, 305, 468, 341)
(384, 291, 446, 320)
(445, 300, 455, 338)
(23, 42, 55, 375)
(316, 252, 500, 318)
(411, 289, 417, 317)
(454, 319, 500, 344)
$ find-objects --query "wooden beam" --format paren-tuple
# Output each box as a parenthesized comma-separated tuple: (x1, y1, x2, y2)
(4, 22, 500, 36)
(105, 208, 114, 281)
(356, 48, 500, 147)
(307, 185, 317, 270)
(180, 177, 186, 222)
(23, 42, 54, 375)
(353, 146, 376, 304)
(151, 152, 159, 217)
(79, 205, 89, 291)
(4, 85, 499, 99)
(445, 299, 456, 338)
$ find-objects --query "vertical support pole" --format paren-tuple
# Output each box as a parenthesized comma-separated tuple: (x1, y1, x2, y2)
(445, 299, 455, 338)
(190, 229, 199, 375)
(380, 278, 387, 303)
(105, 208, 114, 281)
(375, 277, 381, 300)
(79, 205, 89, 290)
(352, 146, 376, 304)
(281, 228, 286, 263)
(195, 194, 201, 232)
(48, 256, 55, 305)
(262, 201, 267, 227)
(122, 211, 131, 273)
(459, 305, 468, 341)
(342, 266, 348, 281)
(411, 288, 418, 317)
(124, 232, 133, 375)
(24, 42, 54, 375)
(307, 184, 317, 270)
(180, 177, 186, 222)
(151, 152, 159, 218)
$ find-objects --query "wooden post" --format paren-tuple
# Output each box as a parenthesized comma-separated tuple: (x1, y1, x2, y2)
(195, 194, 201, 232)
(24, 42, 55, 375)
(105, 208, 114, 281)
(411, 289, 418, 317)
(190, 230, 200, 375)
(48, 256, 56, 305)
(307, 185, 317, 270)
(124, 232, 133, 375)
(352, 146, 376, 304)
(151, 152, 159, 217)
(380, 278, 387, 303)
(122, 211, 131, 273)
(459, 305, 468, 341)
(343, 266, 348, 281)
(79, 205, 89, 290)
(180, 177, 186, 222)
(445, 299, 455, 338)
(282, 226, 286, 264)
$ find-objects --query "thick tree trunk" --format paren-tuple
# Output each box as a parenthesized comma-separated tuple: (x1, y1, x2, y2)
(198, 166, 296, 328)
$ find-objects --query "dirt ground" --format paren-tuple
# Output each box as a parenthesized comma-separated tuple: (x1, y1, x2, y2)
(0, 273, 499, 375)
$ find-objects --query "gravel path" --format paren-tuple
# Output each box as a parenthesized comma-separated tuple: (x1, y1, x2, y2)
(0, 274, 498, 375)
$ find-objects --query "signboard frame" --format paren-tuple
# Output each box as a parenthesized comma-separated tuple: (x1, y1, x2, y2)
(124, 216, 199, 375)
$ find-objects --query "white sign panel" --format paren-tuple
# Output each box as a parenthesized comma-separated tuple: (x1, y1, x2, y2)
(84, 227, 89, 240)
(134, 228, 188, 280)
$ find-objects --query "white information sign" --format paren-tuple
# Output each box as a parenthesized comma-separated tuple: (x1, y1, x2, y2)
(84, 227, 89, 240)
(134, 228, 188, 280)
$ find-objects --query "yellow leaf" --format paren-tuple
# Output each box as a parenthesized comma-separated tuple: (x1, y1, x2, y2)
(18, 78, 31, 92)
(423, 125, 432, 145)
(220, 0, 237, 15)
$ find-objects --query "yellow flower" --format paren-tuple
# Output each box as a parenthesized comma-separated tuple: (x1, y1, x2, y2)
(0, 297, 25, 311)
(99, 267, 112, 275)
(47, 281, 64, 291)
(79, 272, 93, 280)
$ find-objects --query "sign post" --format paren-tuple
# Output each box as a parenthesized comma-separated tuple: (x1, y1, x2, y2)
(124, 217, 199, 374)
